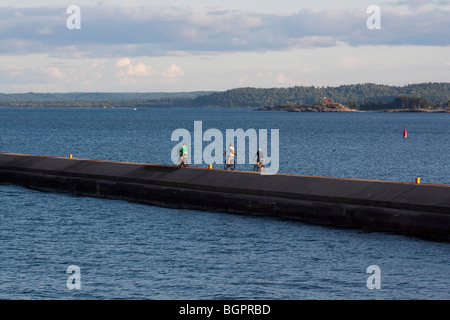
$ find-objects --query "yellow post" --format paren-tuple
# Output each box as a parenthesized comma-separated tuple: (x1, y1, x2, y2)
(415, 177, 420, 184)
(208, 164, 212, 169)
(69, 154, 73, 159)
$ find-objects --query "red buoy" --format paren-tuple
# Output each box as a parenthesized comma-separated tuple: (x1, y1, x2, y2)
(403, 129, 407, 138)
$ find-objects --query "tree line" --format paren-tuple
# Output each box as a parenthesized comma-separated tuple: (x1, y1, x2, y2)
(189, 83, 450, 108)
(358, 96, 449, 111)
(1, 83, 449, 110)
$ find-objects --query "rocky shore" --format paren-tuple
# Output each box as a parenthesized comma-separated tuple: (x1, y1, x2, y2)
(383, 108, 450, 113)
(257, 102, 361, 112)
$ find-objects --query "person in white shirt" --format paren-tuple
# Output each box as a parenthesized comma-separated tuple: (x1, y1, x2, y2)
(223, 143, 236, 166)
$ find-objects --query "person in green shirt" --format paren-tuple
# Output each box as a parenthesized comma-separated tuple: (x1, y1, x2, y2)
(178, 143, 188, 167)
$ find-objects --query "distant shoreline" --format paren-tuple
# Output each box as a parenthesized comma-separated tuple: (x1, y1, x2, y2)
(256, 104, 450, 113)
(1, 105, 450, 113)
(382, 108, 450, 113)
(1, 83, 450, 111)
(257, 102, 361, 112)
(257, 107, 450, 113)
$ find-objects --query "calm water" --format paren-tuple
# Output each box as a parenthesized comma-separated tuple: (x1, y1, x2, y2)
(0, 107, 449, 300)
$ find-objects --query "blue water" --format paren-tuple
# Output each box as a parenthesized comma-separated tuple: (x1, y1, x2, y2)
(0, 107, 449, 300)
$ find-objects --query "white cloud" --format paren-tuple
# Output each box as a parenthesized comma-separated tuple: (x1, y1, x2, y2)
(115, 58, 183, 80)
(0, 63, 76, 86)
(162, 64, 184, 78)
(116, 58, 154, 76)
(0, 3, 449, 93)
(116, 57, 131, 67)
(47, 67, 64, 79)
(0, 5, 449, 58)
(126, 62, 153, 76)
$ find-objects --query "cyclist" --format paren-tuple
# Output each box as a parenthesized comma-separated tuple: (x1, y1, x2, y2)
(223, 143, 236, 168)
(177, 143, 188, 167)
(253, 148, 265, 171)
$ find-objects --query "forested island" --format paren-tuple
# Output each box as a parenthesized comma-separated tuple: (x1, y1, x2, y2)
(259, 96, 450, 113)
(1, 83, 449, 112)
(258, 98, 361, 112)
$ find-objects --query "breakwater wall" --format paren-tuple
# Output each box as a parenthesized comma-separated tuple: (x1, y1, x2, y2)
(0, 152, 449, 241)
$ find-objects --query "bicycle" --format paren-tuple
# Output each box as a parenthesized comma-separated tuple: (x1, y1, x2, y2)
(177, 153, 188, 167)
(253, 160, 265, 172)
(224, 157, 236, 170)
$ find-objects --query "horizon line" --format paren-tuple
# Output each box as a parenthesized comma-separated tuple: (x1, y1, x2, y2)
(1, 81, 449, 95)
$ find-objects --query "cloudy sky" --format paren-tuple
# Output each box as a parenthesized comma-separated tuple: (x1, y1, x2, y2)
(0, 0, 449, 93)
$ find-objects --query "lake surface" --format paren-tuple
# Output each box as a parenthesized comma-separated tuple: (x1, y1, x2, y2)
(0, 108, 449, 299)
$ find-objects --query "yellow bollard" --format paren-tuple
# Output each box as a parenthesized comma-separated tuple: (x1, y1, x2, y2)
(415, 177, 420, 184)
(208, 164, 212, 169)
(69, 154, 73, 159)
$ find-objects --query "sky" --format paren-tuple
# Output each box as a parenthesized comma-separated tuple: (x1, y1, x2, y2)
(0, 0, 449, 93)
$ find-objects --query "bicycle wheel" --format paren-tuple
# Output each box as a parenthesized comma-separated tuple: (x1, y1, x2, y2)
(224, 162, 228, 170)
(230, 162, 236, 170)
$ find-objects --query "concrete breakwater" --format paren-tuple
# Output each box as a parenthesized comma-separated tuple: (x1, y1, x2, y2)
(0, 152, 449, 241)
